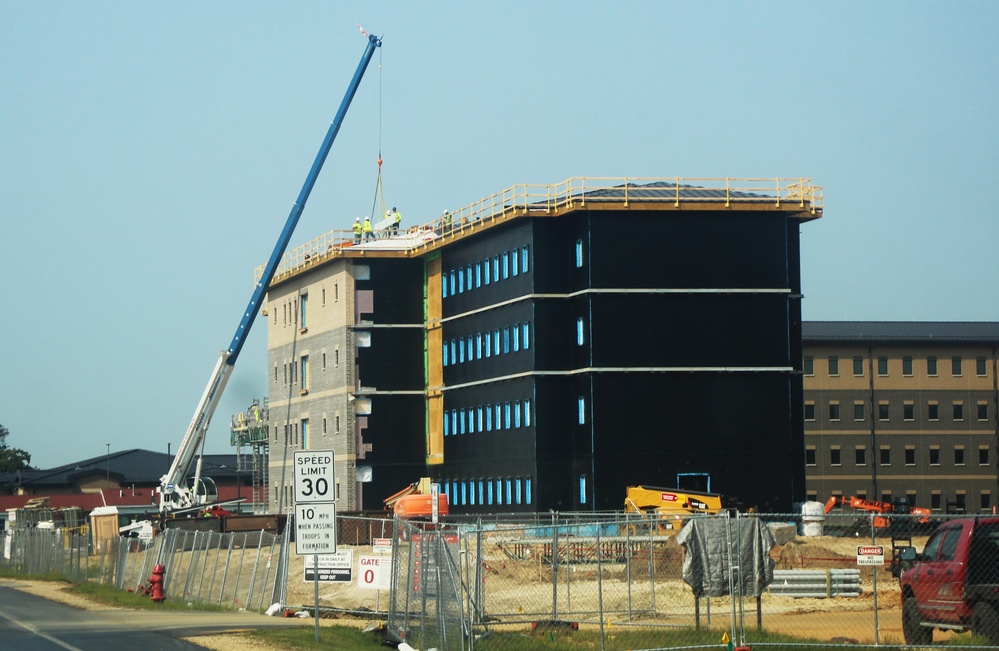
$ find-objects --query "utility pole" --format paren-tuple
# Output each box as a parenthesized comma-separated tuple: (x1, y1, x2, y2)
(106, 443, 110, 489)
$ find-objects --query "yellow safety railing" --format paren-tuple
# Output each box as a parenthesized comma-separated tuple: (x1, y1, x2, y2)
(255, 177, 822, 284)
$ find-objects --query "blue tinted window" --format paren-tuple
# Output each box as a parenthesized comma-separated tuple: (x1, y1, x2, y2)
(503, 327, 510, 353)
(577, 318, 585, 345)
(524, 400, 532, 427)
(523, 323, 530, 349)
(475, 263, 481, 288)
(515, 478, 522, 505)
(525, 477, 532, 505)
(493, 256, 499, 280)
(486, 405, 492, 431)
(511, 250, 519, 276)
(514, 401, 521, 428)
(484, 259, 490, 284)
(443, 413, 450, 436)
(442, 274, 448, 298)
(575, 240, 584, 267)
(504, 402, 511, 429)
(466, 266, 472, 290)
(458, 270, 464, 293)
(502, 252, 509, 279)
(485, 333, 491, 357)
(493, 330, 500, 353)
(450, 271, 456, 295)
(578, 397, 586, 424)
(460, 408, 466, 434)
(521, 246, 529, 273)
(487, 479, 493, 505)
(505, 478, 512, 505)
(443, 343, 449, 367)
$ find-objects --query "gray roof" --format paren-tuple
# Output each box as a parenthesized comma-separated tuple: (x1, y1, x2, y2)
(0, 449, 246, 489)
(803, 321, 999, 344)
(581, 181, 772, 202)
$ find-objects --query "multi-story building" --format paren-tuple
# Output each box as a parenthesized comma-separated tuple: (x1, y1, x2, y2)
(803, 322, 999, 513)
(263, 177, 823, 514)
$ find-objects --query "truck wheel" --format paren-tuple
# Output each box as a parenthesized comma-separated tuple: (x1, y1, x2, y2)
(973, 602, 999, 645)
(903, 596, 932, 645)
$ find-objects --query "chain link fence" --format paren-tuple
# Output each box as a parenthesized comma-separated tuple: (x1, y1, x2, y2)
(1, 524, 290, 612)
(5, 510, 999, 649)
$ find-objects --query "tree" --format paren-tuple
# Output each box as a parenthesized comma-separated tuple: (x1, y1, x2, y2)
(0, 423, 32, 472)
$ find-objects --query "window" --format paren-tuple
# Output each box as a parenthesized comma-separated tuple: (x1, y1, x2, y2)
(955, 446, 966, 466)
(459, 408, 466, 435)
(877, 356, 888, 376)
(501, 253, 509, 279)
(927, 356, 937, 376)
(515, 478, 522, 505)
(524, 399, 532, 427)
(828, 356, 839, 376)
(880, 446, 891, 466)
(458, 338, 465, 363)
(853, 356, 864, 376)
(504, 402, 511, 429)
(829, 402, 840, 421)
(980, 446, 990, 466)
(928, 402, 939, 421)
(578, 397, 586, 424)
(905, 446, 915, 466)
(575, 240, 584, 268)
(977, 356, 988, 376)
(878, 402, 889, 421)
(450, 270, 456, 295)
(525, 477, 533, 505)
(952, 356, 963, 376)
(300, 294, 308, 329)
(476, 333, 482, 359)
(953, 402, 964, 421)
(578, 475, 587, 504)
(805, 446, 816, 466)
(982, 492, 992, 511)
(902, 356, 913, 376)
(493, 330, 500, 354)
(300, 355, 309, 392)
(931, 493, 941, 510)
(487, 479, 494, 505)
(804, 356, 814, 375)
(523, 323, 531, 349)
(475, 262, 481, 288)
(804, 403, 815, 421)
(978, 403, 989, 421)
(503, 327, 510, 353)
(301, 419, 308, 448)
(903, 402, 914, 421)
(485, 333, 491, 358)
(512, 327, 520, 352)
(576, 318, 585, 345)
(442, 274, 448, 298)
(854, 402, 865, 421)
(930, 446, 941, 466)
(443, 344, 449, 367)
(830, 447, 841, 466)
(458, 269, 464, 293)
(511, 250, 518, 276)
(521, 246, 530, 273)
(484, 259, 490, 285)
(855, 446, 866, 466)
(493, 256, 499, 280)
(514, 401, 522, 428)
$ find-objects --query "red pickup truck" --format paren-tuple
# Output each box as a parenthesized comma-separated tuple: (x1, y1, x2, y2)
(899, 517, 999, 645)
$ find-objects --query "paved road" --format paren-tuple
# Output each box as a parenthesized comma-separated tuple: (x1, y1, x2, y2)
(0, 585, 303, 651)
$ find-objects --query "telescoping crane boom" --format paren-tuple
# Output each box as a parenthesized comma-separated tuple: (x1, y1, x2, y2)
(158, 32, 382, 517)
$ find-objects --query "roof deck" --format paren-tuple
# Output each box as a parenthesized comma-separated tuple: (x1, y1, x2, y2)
(259, 176, 823, 286)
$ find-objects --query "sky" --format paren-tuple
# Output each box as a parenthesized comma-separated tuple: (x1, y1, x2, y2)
(2, 2, 997, 470)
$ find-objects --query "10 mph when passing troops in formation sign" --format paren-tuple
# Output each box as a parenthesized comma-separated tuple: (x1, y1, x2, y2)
(293, 450, 337, 555)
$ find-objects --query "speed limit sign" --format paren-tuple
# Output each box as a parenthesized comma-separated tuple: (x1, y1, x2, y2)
(293, 450, 336, 503)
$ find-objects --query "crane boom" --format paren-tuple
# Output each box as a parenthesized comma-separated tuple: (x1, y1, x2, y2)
(159, 33, 382, 515)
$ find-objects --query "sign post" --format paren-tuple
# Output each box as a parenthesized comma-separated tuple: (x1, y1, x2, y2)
(293, 450, 336, 642)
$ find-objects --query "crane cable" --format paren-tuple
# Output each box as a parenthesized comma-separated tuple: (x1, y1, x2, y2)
(368, 45, 386, 226)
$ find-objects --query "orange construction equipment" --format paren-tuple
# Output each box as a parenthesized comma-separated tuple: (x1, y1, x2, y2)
(824, 495, 931, 529)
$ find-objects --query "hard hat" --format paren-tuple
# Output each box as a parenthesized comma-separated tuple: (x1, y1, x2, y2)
(392, 207, 397, 211)
(355, 217, 359, 222)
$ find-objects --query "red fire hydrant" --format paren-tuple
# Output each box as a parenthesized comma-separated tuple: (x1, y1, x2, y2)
(147, 563, 166, 603)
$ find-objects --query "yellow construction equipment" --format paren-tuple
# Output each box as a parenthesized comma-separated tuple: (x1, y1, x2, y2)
(624, 485, 724, 531)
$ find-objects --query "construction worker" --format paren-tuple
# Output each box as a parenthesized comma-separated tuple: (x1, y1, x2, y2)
(389, 206, 402, 235)
(352, 217, 362, 244)
(441, 210, 453, 235)
(363, 216, 374, 242)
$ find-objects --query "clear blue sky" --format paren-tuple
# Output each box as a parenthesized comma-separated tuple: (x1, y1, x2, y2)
(2, 2, 997, 470)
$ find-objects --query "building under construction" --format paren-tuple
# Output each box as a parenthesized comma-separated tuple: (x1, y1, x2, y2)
(260, 177, 823, 514)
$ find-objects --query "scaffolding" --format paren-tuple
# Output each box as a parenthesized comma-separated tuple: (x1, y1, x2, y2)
(230, 398, 270, 514)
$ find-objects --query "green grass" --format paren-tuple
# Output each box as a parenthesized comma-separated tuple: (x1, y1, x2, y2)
(245, 627, 387, 650)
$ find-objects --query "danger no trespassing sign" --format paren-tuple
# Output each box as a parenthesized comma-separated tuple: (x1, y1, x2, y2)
(857, 545, 885, 566)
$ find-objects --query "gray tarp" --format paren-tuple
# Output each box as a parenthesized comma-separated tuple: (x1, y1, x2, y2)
(676, 517, 776, 598)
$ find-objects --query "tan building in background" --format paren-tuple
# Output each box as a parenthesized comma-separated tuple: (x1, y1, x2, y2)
(803, 322, 999, 513)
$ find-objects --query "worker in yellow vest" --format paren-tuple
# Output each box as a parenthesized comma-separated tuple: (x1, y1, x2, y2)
(363, 216, 373, 242)
(352, 217, 362, 244)
(390, 207, 402, 234)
